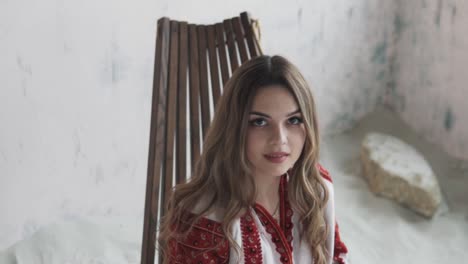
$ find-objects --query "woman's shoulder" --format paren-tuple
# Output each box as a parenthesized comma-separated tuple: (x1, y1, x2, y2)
(315, 163, 335, 200)
(170, 211, 229, 262)
(188, 193, 225, 223)
(316, 162, 333, 183)
(186, 211, 225, 236)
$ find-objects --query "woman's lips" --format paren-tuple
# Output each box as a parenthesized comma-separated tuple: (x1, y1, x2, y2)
(264, 152, 289, 163)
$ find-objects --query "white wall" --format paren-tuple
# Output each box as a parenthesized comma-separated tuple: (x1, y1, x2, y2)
(1, 0, 398, 250)
(386, 0, 468, 160)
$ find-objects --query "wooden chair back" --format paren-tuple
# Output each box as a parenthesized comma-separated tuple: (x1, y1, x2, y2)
(141, 12, 263, 263)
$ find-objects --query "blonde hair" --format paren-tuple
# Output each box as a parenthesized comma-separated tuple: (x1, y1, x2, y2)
(158, 55, 330, 264)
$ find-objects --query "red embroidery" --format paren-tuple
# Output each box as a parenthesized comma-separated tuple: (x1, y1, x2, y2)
(279, 174, 294, 249)
(240, 212, 263, 264)
(252, 174, 293, 264)
(169, 214, 229, 263)
(254, 205, 293, 264)
(333, 222, 349, 264)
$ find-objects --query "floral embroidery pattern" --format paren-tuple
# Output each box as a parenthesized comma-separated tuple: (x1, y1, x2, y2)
(169, 215, 229, 263)
(240, 212, 263, 264)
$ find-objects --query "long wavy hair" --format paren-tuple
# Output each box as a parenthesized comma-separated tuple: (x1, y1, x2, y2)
(158, 55, 330, 264)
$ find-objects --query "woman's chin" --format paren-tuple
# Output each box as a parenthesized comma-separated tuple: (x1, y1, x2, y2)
(259, 167, 290, 177)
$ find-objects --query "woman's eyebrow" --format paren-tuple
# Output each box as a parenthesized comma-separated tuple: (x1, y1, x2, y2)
(249, 109, 300, 118)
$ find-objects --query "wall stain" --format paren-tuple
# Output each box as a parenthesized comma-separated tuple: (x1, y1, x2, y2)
(412, 32, 418, 45)
(371, 41, 387, 64)
(112, 60, 118, 84)
(0, 150, 6, 162)
(444, 107, 455, 131)
(100, 31, 130, 86)
(385, 74, 405, 112)
(451, 5, 457, 24)
(111, 39, 121, 84)
(329, 112, 354, 132)
(348, 7, 354, 19)
(16, 56, 32, 75)
(95, 164, 104, 185)
(377, 94, 384, 105)
(395, 93, 406, 112)
(435, 0, 442, 27)
(16, 55, 32, 97)
(352, 100, 361, 113)
(376, 70, 385, 81)
(394, 14, 407, 38)
(297, 8, 303, 24)
(73, 130, 87, 167)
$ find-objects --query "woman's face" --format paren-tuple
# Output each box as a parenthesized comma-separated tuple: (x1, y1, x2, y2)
(246, 84, 306, 180)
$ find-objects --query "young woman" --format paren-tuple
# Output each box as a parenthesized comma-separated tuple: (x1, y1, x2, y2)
(158, 55, 349, 264)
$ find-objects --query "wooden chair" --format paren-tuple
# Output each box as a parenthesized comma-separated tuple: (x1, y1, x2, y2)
(140, 12, 263, 264)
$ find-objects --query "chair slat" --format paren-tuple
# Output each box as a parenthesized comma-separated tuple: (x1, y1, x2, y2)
(240, 12, 259, 58)
(140, 17, 170, 264)
(164, 21, 179, 206)
(206, 25, 221, 107)
(177, 22, 188, 184)
(223, 19, 239, 72)
(231, 17, 249, 63)
(197, 25, 211, 138)
(188, 24, 201, 166)
(215, 23, 230, 85)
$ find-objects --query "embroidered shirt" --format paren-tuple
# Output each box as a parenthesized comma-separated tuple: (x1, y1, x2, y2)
(168, 164, 349, 264)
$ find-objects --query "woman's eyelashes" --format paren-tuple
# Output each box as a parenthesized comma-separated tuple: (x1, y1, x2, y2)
(249, 118, 267, 127)
(288, 116, 303, 125)
(249, 116, 303, 127)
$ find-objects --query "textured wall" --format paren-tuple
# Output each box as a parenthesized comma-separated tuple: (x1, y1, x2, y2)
(385, 0, 468, 160)
(1, 0, 395, 250)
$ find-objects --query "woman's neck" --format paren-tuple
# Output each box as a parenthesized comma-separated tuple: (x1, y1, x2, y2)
(254, 174, 281, 214)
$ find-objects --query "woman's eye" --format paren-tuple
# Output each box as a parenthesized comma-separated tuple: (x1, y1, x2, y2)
(288, 116, 303, 125)
(249, 118, 267, 127)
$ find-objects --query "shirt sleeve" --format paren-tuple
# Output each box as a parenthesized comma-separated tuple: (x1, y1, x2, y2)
(318, 164, 350, 264)
(332, 222, 349, 264)
(168, 216, 230, 263)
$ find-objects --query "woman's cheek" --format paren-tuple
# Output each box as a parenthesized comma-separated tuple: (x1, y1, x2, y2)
(247, 130, 265, 151)
(250, 128, 267, 140)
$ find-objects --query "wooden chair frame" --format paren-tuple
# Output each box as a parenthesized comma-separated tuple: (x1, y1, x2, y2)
(140, 12, 263, 264)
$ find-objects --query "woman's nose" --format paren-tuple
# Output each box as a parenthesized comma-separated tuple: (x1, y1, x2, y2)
(269, 125, 287, 145)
